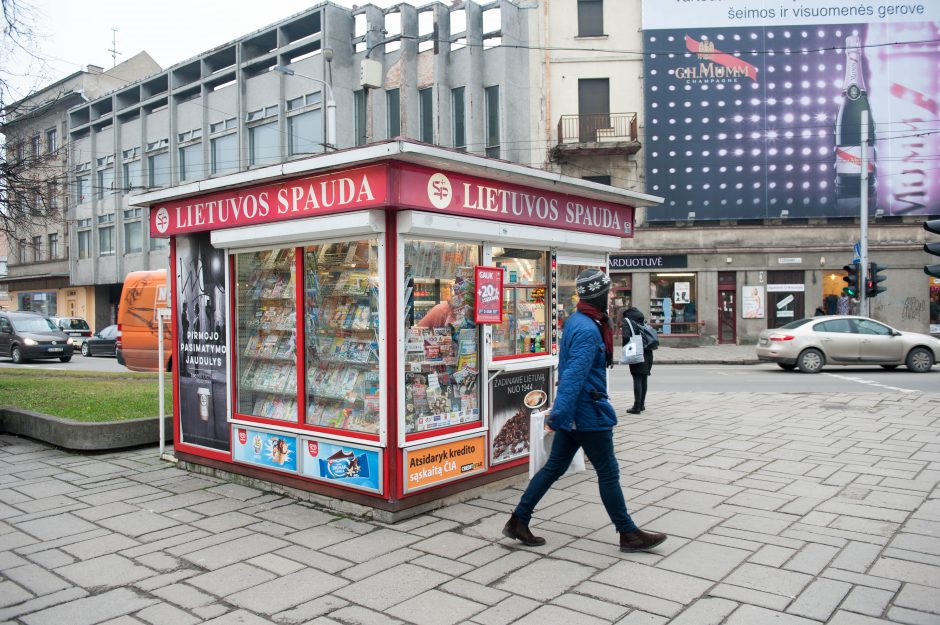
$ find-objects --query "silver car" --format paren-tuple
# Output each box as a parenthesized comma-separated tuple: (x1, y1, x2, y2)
(756, 316, 940, 373)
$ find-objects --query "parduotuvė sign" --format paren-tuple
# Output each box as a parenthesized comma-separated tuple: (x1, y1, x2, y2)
(609, 254, 688, 270)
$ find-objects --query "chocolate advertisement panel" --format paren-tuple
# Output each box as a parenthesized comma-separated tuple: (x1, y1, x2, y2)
(299, 438, 382, 494)
(489, 367, 551, 465)
(642, 1, 940, 220)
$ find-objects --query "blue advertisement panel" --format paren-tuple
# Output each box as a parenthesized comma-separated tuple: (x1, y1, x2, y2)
(299, 437, 382, 494)
(232, 426, 299, 473)
(642, 1, 940, 221)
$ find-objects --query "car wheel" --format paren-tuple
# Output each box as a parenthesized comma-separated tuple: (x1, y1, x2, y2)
(906, 347, 934, 373)
(11, 345, 25, 364)
(59, 355, 72, 363)
(880, 364, 899, 370)
(797, 348, 825, 373)
(81, 342, 90, 357)
(777, 363, 797, 371)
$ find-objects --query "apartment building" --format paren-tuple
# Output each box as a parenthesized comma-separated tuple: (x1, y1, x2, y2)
(65, 0, 532, 330)
(2, 53, 160, 321)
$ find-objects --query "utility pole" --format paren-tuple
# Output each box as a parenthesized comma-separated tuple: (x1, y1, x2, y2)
(859, 110, 868, 315)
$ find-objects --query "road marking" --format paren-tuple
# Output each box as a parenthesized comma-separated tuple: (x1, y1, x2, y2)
(824, 372, 921, 393)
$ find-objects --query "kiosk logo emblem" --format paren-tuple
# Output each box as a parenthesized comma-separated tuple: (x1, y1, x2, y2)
(154, 207, 170, 233)
(427, 173, 452, 209)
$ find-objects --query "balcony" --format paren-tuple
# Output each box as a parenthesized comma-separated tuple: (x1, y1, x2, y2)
(552, 112, 641, 161)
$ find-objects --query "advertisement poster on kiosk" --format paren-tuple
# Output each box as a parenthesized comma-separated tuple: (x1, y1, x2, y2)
(642, 0, 940, 221)
(176, 232, 230, 451)
(489, 367, 551, 465)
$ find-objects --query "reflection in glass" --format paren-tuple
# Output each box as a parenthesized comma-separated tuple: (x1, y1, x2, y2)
(492, 248, 547, 357)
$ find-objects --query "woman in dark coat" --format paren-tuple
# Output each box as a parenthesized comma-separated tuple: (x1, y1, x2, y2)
(622, 307, 653, 414)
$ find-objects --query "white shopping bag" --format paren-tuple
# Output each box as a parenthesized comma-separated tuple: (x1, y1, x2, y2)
(528, 409, 586, 479)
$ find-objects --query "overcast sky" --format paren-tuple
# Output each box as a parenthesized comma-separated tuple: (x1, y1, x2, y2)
(6, 0, 414, 101)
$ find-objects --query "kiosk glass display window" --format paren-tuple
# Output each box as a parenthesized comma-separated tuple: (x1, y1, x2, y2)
(403, 239, 480, 435)
(234, 247, 298, 421)
(303, 240, 381, 434)
(492, 248, 548, 357)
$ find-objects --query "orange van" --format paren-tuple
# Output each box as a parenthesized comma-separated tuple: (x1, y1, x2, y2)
(116, 269, 172, 372)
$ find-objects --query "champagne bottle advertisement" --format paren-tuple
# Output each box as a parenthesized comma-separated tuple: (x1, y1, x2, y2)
(176, 232, 230, 452)
(642, 0, 940, 221)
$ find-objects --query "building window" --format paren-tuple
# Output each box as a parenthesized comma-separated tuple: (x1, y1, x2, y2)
(211, 132, 238, 175)
(650, 273, 698, 334)
(48, 233, 58, 259)
(249, 121, 278, 166)
(452, 87, 466, 151)
(387, 89, 401, 138)
(179, 142, 204, 181)
(97, 167, 115, 199)
(32, 135, 41, 158)
(75, 175, 89, 205)
(18, 241, 27, 264)
(32, 236, 42, 262)
(98, 214, 115, 256)
(47, 181, 59, 210)
(123, 159, 141, 192)
(148, 151, 170, 188)
(485, 86, 500, 158)
(583, 175, 611, 185)
(46, 128, 58, 153)
(15, 143, 24, 163)
(419, 88, 433, 144)
(77, 230, 91, 259)
(578, 0, 604, 37)
(150, 235, 168, 250)
(288, 109, 323, 156)
(354, 90, 367, 146)
(124, 220, 142, 253)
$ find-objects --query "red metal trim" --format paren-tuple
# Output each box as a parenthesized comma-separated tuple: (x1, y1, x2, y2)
(294, 247, 305, 425)
(384, 210, 399, 501)
(229, 253, 239, 427)
(406, 422, 483, 443)
(492, 352, 549, 362)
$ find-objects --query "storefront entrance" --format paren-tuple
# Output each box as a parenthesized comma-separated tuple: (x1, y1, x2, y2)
(767, 270, 805, 329)
(718, 271, 736, 344)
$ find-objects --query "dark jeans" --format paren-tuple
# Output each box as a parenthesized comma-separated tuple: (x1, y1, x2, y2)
(514, 428, 638, 533)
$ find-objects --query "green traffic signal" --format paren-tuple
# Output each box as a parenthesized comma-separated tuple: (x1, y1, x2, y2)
(842, 262, 860, 297)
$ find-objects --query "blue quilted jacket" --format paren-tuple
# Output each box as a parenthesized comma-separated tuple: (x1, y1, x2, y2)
(548, 311, 618, 432)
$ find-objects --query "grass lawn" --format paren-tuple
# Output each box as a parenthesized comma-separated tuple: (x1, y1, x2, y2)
(0, 369, 174, 422)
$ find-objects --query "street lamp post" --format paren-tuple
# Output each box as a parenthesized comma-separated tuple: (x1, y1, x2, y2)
(275, 57, 336, 151)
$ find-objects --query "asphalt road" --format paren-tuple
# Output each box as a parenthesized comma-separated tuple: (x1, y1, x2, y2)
(0, 352, 129, 373)
(609, 363, 940, 395)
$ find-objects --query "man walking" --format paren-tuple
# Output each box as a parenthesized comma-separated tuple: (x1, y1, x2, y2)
(502, 269, 667, 553)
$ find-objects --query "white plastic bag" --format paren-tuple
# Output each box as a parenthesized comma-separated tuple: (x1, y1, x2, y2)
(528, 409, 586, 479)
(620, 321, 645, 365)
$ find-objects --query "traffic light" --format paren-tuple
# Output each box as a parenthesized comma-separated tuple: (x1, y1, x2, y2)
(926, 219, 940, 278)
(842, 262, 860, 297)
(867, 261, 887, 298)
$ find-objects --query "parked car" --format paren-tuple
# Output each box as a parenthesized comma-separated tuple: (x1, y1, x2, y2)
(82, 324, 118, 357)
(51, 316, 93, 348)
(0, 311, 75, 363)
(757, 315, 940, 373)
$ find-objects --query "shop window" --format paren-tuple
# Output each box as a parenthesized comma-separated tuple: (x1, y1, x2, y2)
(930, 280, 940, 330)
(179, 142, 204, 181)
(249, 121, 279, 166)
(557, 263, 608, 339)
(304, 240, 380, 434)
(492, 247, 548, 358)
(650, 272, 697, 334)
(234, 248, 298, 421)
(403, 239, 480, 435)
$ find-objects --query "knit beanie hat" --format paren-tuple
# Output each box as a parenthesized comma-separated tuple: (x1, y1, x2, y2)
(575, 268, 611, 307)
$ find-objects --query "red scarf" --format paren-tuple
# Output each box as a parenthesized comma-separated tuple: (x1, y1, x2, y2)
(576, 300, 614, 367)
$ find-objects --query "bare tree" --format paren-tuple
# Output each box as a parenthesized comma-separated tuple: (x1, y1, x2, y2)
(1, 0, 68, 242)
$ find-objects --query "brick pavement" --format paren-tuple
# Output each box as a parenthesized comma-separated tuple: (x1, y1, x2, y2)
(0, 390, 938, 625)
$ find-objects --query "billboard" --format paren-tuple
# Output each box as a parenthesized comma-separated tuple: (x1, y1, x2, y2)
(642, 0, 940, 220)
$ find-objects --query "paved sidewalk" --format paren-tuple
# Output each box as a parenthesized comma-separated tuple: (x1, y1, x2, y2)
(1, 390, 939, 625)
(639, 343, 760, 365)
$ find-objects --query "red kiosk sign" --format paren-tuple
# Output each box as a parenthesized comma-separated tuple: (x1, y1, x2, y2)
(474, 266, 504, 324)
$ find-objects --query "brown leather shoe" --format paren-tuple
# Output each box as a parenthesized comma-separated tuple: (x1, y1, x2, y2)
(619, 528, 667, 552)
(502, 513, 546, 546)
